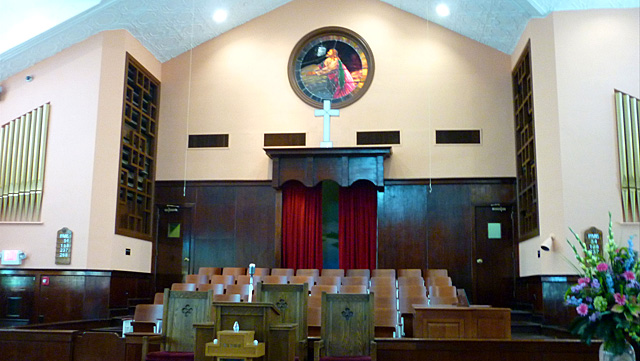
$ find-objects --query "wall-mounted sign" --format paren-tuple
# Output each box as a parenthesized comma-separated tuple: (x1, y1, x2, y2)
(55, 228, 73, 265)
(584, 227, 603, 256)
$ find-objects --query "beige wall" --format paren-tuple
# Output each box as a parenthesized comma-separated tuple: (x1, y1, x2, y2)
(514, 8, 640, 277)
(0, 30, 158, 272)
(156, 0, 515, 181)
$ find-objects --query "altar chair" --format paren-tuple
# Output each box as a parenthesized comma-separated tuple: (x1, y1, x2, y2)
(142, 289, 214, 361)
(314, 293, 376, 361)
(256, 282, 309, 361)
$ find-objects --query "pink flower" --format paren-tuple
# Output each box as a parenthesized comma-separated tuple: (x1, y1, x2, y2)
(623, 271, 635, 281)
(596, 263, 609, 272)
(578, 277, 590, 285)
(576, 303, 589, 316)
(614, 293, 626, 306)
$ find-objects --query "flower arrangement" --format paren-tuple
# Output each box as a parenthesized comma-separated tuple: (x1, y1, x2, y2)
(564, 213, 640, 355)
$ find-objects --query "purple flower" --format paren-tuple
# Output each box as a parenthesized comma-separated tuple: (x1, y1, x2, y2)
(588, 312, 600, 322)
(591, 278, 601, 289)
(596, 263, 609, 272)
(571, 284, 585, 292)
(614, 293, 626, 306)
(576, 303, 589, 316)
(623, 271, 635, 281)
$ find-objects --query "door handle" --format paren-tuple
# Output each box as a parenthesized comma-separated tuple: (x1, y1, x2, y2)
(476, 258, 483, 264)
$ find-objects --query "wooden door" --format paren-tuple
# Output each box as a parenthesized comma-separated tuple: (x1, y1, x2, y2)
(155, 205, 192, 293)
(473, 205, 516, 307)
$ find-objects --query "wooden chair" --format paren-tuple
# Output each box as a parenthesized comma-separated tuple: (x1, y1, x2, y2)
(397, 269, 422, 278)
(271, 268, 295, 279)
(370, 277, 396, 290)
(374, 307, 399, 337)
(296, 269, 320, 284)
(141, 289, 214, 361)
(131, 304, 163, 333)
(425, 269, 448, 278)
(289, 275, 315, 286)
(222, 267, 246, 279)
(262, 275, 288, 284)
(184, 274, 208, 285)
(212, 293, 241, 302)
(236, 274, 262, 288)
(209, 275, 234, 287)
(225, 284, 252, 302)
(256, 283, 309, 361)
(153, 292, 164, 305)
(310, 285, 339, 296)
(398, 285, 427, 298)
(196, 283, 225, 294)
(198, 267, 222, 277)
(321, 269, 345, 278)
(371, 269, 396, 279)
(398, 295, 428, 315)
(342, 276, 369, 286)
(314, 293, 376, 361)
(316, 276, 341, 292)
(252, 267, 270, 276)
(397, 276, 425, 287)
(170, 283, 196, 291)
(346, 269, 371, 278)
(340, 285, 368, 294)
(373, 295, 397, 310)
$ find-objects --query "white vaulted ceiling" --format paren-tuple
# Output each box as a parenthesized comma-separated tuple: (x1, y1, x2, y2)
(0, 0, 638, 81)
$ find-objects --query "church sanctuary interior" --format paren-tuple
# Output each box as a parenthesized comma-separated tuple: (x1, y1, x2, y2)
(0, 0, 639, 360)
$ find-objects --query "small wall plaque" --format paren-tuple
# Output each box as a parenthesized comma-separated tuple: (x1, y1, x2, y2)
(55, 228, 73, 265)
(584, 227, 603, 256)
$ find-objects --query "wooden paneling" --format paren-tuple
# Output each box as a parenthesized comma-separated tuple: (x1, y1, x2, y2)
(0, 270, 151, 325)
(0, 329, 76, 361)
(413, 306, 511, 339)
(516, 275, 579, 326)
(378, 179, 516, 301)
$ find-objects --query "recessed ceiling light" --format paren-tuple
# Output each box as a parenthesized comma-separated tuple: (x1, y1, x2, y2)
(213, 9, 228, 23)
(436, 3, 450, 17)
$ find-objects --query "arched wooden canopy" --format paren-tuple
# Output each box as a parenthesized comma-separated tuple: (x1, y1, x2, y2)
(264, 147, 392, 189)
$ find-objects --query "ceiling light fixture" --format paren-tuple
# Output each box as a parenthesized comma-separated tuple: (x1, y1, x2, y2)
(436, 3, 450, 17)
(212, 9, 228, 23)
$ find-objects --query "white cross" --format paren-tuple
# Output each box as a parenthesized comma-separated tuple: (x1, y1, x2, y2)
(314, 99, 340, 148)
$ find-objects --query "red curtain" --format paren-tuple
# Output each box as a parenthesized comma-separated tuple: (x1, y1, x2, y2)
(281, 181, 323, 269)
(338, 181, 377, 270)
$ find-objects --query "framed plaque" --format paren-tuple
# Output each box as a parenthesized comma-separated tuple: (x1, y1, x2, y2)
(56, 228, 73, 265)
(288, 26, 374, 109)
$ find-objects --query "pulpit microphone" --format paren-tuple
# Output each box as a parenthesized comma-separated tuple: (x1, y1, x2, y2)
(248, 263, 256, 302)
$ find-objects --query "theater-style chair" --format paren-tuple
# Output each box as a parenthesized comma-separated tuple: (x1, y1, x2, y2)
(321, 269, 345, 278)
(342, 276, 369, 286)
(256, 283, 309, 361)
(429, 284, 458, 305)
(222, 267, 246, 282)
(296, 269, 320, 284)
(397, 269, 422, 278)
(212, 293, 242, 302)
(397, 276, 425, 287)
(132, 304, 164, 333)
(289, 275, 315, 287)
(314, 293, 376, 361)
(196, 283, 225, 294)
(184, 274, 208, 285)
(340, 285, 368, 294)
(398, 285, 427, 299)
(141, 289, 214, 361)
(170, 283, 196, 291)
(425, 268, 448, 278)
(307, 297, 322, 337)
(271, 268, 295, 279)
(209, 275, 234, 288)
(252, 267, 270, 276)
(310, 284, 339, 296)
(153, 292, 164, 305)
(316, 276, 341, 292)
(371, 269, 396, 279)
(370, 276, 397, 291)
(198, 267, 222, 277)
(225, 284, 252, 302)
(236, 274, 262, 288)
(374, 307, 399, 338)
(262, 275, 288, 284)
(397, 294, 428, 338)
(346, 269, 371, 279)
